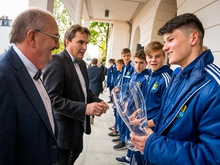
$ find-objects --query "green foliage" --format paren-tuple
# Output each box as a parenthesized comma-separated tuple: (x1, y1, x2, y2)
(52, 0, 73, 54)
(89, 22, 109, 64)
(52, 1, 110, 64)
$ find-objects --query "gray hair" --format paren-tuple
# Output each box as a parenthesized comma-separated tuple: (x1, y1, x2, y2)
(10, 8, 52, 43)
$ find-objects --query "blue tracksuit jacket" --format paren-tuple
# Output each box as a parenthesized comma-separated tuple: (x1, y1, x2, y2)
(130, 66, 172, 165)
(106, 63, 118, 88)
(145, 65, 173, 120)
(118, 61, 134, 86)
(144, 50, 220, 165)
(130, 69, 150, 98)
(117, 61, 134, 142)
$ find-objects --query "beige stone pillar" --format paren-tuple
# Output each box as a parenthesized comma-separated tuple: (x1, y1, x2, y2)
(75, 0, 83, 24)
(28, 0, 54, 14)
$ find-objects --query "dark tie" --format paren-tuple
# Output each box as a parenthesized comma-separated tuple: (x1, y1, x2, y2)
(73, 58, 81, 64)
(33, 70, 42, 80)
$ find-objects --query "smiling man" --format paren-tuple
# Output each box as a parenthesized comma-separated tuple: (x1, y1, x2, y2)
(130, 13, 220, 165)
(0, 8, 60, 164)
(145, 41, 173, 120)
(43, 24, 109, 165)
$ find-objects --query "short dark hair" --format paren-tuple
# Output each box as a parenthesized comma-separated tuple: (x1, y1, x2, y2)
(121, 48, 131, 54)
(91, 58, 98, 65)
(64, 24, 90, 47)
(158, 13, 204, 45)
(134, 50, 146, 61)
(116, 59, 124, 65)
(108, 58, 115, 63)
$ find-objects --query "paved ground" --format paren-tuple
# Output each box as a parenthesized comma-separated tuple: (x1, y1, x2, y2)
(75, 90, 127, 165)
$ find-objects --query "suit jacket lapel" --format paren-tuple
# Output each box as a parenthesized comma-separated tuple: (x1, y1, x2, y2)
(63, 51, 86, 94)
(8, 48, 56, 139)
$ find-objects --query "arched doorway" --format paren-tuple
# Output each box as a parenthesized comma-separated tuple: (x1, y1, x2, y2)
(131, 26, 140, 58)
(151, 0, 177, 42)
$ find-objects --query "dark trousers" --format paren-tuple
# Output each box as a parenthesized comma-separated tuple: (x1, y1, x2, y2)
(109, 86, 114, 101)
(56, 132, 83, 165)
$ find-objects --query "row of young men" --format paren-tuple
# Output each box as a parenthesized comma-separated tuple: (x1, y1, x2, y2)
(107, 41, 173, 165)
(107, 13, 220, 165)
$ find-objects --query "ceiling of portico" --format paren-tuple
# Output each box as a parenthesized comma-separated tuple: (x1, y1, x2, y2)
(83, 0, 149, 22)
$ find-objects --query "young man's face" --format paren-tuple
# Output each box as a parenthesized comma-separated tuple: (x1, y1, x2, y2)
(121, 53, 131, 65)
(116, 62, 123, 72)
(134, 57, 147, 73)
(108, 62, 113, 67)
(146, 49, 165, 72)
(162, 29, 193, 69)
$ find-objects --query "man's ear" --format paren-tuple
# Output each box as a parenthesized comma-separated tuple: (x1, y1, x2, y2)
(190, 31, 199, 46)
(64, 39, 69, 46)
(26, 29, 36, 48)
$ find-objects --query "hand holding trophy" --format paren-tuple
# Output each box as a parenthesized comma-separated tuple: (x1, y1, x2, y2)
(112, 82, 148, 152)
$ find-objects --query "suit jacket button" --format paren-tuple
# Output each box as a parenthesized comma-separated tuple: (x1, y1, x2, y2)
(52, 145, 57, 148)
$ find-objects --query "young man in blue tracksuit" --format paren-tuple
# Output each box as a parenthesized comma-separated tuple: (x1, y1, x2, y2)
(106, 59, 118, 103)
(115, 49, 149, 164)
(112, 48, 134, 151)
(144, 41, 173, 121)
(106, 59, 118, 131)
(132, 41, 173, 165)
(131, 13, 220, 165)
(108, 59, 124, 137)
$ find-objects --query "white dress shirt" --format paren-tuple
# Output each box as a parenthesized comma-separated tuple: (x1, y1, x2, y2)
(13, 45, 55, 134)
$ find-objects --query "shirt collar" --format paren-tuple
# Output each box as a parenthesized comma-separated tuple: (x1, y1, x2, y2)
(12, 45, 38, 79)
(66, 49, 81, 64)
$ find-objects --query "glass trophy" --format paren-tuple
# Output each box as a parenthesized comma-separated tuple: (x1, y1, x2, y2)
(112, 82, 148, 151)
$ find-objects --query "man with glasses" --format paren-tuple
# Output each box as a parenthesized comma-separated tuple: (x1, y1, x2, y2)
(34, 29, 60, 43)
(0, 8, 59, 164)
(43, 24, 109, 165)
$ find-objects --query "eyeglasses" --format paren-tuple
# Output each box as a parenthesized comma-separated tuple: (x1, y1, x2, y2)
(34, 29, 60, 43)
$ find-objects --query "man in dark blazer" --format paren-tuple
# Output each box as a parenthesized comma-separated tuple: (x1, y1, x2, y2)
(0, 9, 60, 165)
(43, 24, 109, 165)
(87, 58, 104, 97)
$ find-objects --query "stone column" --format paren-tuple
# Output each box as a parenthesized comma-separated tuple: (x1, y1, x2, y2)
(28, 0, 54, 14)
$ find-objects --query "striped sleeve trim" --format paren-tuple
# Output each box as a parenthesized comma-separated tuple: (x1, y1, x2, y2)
(162, 72, 172, 87)
(144, 75, 149, 80)
(205, 64, 220, 85)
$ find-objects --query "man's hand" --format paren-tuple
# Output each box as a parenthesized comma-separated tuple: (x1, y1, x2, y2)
(99, 101, 109, 113)
(86, 101, 109, 116)
(130, 127, 153, 152)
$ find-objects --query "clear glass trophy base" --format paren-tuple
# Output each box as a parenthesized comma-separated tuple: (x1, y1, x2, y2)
(126, 140, 139, 152)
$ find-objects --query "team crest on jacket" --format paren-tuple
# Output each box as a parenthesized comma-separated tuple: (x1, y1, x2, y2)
(151, 82, 158, 91)
(177, 105, 187, 118)
(137, 82, 141, 86)
(126, 71, 131, 76)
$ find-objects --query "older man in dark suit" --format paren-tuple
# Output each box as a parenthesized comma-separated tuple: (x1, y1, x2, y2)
(0, 9, 59, 164)
(43, 24, 109, 165)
